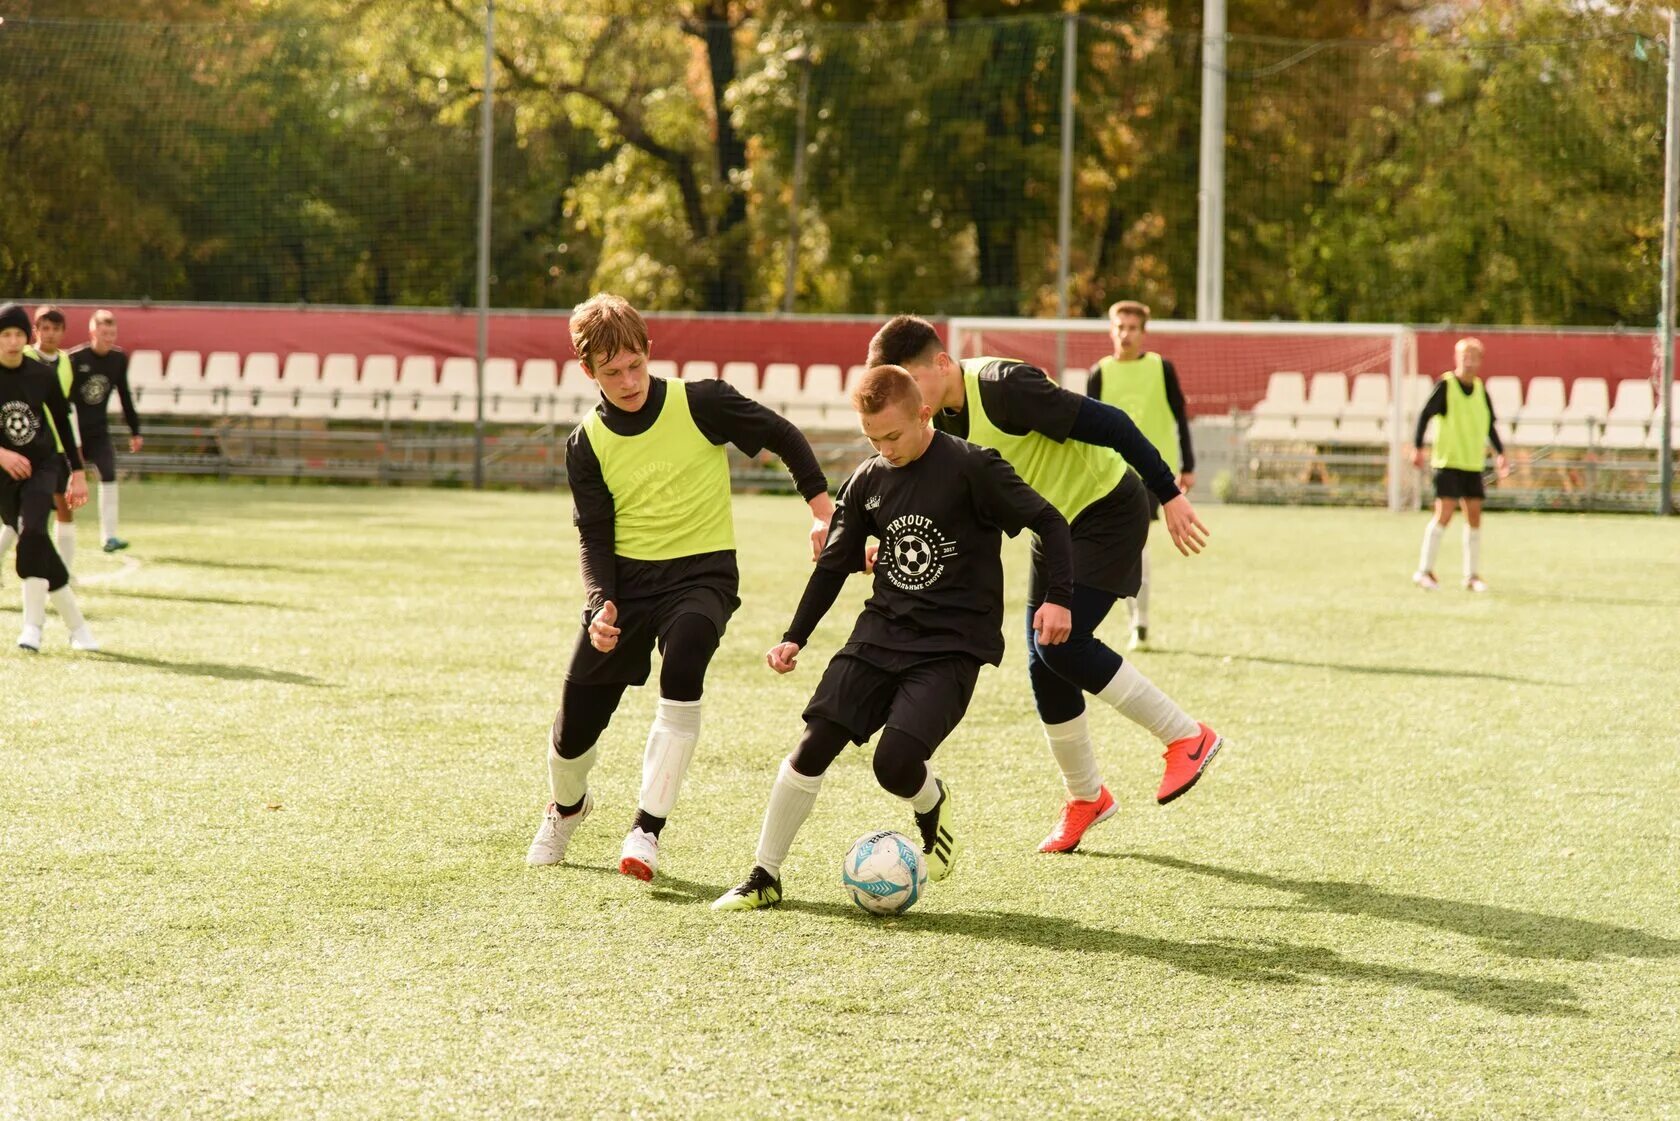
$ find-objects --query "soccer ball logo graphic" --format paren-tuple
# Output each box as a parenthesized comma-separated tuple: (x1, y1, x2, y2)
(893, 533, 933, 577)
(81, 375, 112, 405)
(1, 402, 39, 447)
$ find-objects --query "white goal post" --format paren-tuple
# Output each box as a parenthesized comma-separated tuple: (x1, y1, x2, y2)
(946, 317, 1420, 511)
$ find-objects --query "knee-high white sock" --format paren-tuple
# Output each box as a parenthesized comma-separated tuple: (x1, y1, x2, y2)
(0, 524, 16, 571)
(639, 698, 701, 818)
(546, 743, 597, 810)
(99, 482, 119, 541)
(56, 522, 76, 573)
(1418, 520, 1444, 574)
(22, 577, 48, 628)
(1097, 661, 1199, 746)
(50, 585, 87, 631)
(1044, 711, 1103, 800)
(754, 758, 825, 877)
(1133, 546, 1151, 629)
(1463, 527, 1481, 578)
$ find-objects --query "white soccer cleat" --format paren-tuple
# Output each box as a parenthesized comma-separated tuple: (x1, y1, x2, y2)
(526, 794, 593, 866)
(17, 625, 42, 652)
(68, 625, 99, 652)
(1127, 626, 1149, 651)
(1412, 571, 1439, 592)
(1464, 576, 1489, 593)
(619, 827, 659, 882)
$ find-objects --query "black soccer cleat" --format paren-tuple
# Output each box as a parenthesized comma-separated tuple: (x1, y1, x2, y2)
(712, 865, 784, 911)
(102, 537, 129, 553)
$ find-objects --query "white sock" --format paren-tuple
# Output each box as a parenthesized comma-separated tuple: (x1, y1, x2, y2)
(1133, 546, 1151, 629)
(546, 743, 597, 811)
(22, 577, 48, 628)
(1097, 661, 1199, 746)
(754, 758, 824, 877)
(100, 482, 119, 541)
(1418, 520, 1444, 575)
(1463, 527, 1481, 579)
(56, 522, 76, 573)
(0, 523, 16, 569)
(906, 769, 943, 814)
(50, 585, 87, 631)
(638, 698, 701, 818)
(1044, 711, 1103, 800)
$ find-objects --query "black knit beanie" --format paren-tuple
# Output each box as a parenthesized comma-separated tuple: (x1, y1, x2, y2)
(0, 303, 32, 339)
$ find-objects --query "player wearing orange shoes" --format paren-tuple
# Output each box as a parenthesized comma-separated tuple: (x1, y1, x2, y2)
(868, 315, 1225, 854)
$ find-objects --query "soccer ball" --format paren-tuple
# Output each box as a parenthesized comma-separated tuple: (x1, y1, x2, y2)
(841, 830, 927, 916)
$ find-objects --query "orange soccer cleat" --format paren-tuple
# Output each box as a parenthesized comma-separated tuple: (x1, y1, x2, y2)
(1038, 786, 1117, 853)
(1157, 723, 1224, 805)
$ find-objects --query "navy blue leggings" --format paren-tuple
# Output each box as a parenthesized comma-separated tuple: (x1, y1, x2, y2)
(1025, 583, 1126, 725)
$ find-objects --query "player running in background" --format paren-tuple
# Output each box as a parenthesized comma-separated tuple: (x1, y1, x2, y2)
(1410, 337, 1508, 594)
(67, 309, 143, 553)
(526, 293, 834, 883)
(1087, 300, 1195, 651)
(713, 364, 1074, 911)
(868, 315, 1224, 856)
(0, 303, 96, 652)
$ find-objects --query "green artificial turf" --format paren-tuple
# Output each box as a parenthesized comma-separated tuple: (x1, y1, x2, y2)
(3, 482, 1676, 1118)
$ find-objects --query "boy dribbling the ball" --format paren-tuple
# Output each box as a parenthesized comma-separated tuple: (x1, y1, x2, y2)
(712, 364, 1074, 911)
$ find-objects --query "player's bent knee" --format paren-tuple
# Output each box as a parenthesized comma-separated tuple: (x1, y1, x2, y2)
(789, 718, 850, 778)
(871, 733, 930, 799)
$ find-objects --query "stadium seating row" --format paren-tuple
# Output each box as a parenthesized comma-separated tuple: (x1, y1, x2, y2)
(1247, 371, 1675, 450)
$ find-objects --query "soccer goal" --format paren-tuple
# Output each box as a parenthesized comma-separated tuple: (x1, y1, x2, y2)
(946, 317, 1421, 510)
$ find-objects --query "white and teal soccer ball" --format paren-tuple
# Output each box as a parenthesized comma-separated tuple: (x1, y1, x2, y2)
(841, 830, 927, 916)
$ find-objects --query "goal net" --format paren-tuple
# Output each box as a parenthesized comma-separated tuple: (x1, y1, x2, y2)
(946, 317, 1420, 510)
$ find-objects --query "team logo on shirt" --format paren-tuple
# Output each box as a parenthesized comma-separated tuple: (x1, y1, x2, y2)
(1, 401, 40, 447)
(80, 375, 112, 405)
(880, 513, 957, 591)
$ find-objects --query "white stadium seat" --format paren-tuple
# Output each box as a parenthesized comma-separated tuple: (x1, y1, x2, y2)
(1484, 376, 1523, 422)
(1301, 373, 1348, 417)
(337, 355, 396, 421)
(163, 350, 202, 382)
(521, 359, 559, 394)
(1511, 376, 1565, 447)
(483, 358, 519, 396)
(281, 352, 319, 384)
(202, 351, 241, 388)
(390, 355, 440, 422)
(760, 363, 800, 401)
(722, 361, 758, 395)
(647, 359, 679, 381)
(1600, 380, 1654, 450)
(682, 360, 719, 382)
(1556, 377, 1610, 448)
(127, 350, 164, 388)
(243, 352, 280, 387)
(1344, 373, 1389, 420)
(843, 365, 868, 396)
(803, 364, 846, 403)
(1333, 415, 1386, 445)
(1058, 368, 1088, 395)
(1253, 372, 1305, 418)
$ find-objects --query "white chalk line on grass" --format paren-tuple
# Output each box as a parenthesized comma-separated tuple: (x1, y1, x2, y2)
(75, 555, 144, 587)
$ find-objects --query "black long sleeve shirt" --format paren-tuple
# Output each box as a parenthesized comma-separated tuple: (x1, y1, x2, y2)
(67, 344, 142, 440)
(782, 432, 1072, 665)
(0, 354, 83, 471)
(567, 376, 828, 613)
(1414, 377, 1504, 454)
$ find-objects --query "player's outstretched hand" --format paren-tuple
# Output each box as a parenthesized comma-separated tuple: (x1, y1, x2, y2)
(1411, 447, 1427, 469)
(1032, 602, 1072, 646)
(1162, 494, 1209, 556)
(1176, 470, 1196, 494)
(1495, 453, 1510, 481)
(863, 542, 878, 573)
(130, 436, 144, 454)
(0, 448, 31, 480)
(766, 641, 802, 674)
(67, 471, 89, 510)
(588, 601, 620, 653)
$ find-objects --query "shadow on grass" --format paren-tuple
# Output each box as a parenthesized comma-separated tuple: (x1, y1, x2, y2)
(1154, 647, 1563, 686)
(651, 873, 1582, 1017)
(90, 650, 334, 687)
(1120, 854, 1680, 965)
(149, 555, 326, 575)
(91, 588, 308, 611)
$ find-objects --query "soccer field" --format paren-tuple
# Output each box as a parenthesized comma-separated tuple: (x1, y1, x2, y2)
(3, 482, 1677, 1119)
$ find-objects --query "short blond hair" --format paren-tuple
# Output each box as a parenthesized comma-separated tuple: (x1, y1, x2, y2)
(851, 364, 922, 416)
(1107, 299, 1150, 325)
(90, 309, 117, 330)
(1455, 336, 1483, 356)
(570, 292, 649, 371)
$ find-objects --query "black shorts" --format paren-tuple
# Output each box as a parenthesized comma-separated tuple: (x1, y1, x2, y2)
(803, 643, 982, 749)
(1434, 468, 1485, 501)
(564, 584, 739, 688)
(1146, 491, 1162, 522)
(0, 466, 60, 535)
(1031, 472, 1149, 602)
(81, 435, 116, 480)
